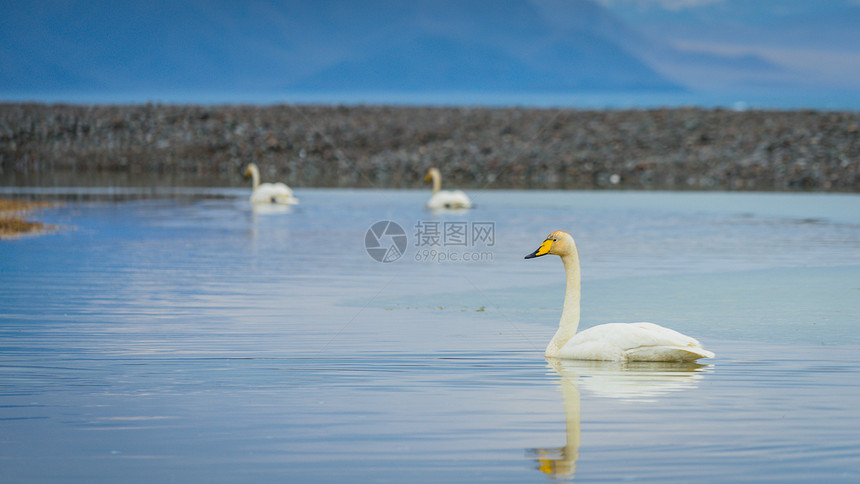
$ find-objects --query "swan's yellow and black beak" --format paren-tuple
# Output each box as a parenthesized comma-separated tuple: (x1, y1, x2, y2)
(525, 239, 553, 259)
(424, 172, 432, 182)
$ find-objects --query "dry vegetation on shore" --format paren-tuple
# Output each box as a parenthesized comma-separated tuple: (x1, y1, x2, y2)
(0, 199, 55, 239)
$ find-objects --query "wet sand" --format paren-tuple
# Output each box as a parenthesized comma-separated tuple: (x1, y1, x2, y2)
(1, 103, 858, 191)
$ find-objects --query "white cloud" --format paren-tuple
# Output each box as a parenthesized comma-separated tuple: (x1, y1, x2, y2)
(673, 40, 860, 90)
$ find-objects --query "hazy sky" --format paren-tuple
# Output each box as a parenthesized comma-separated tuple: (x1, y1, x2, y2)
(593, 0, 860, 91)
(3, 0, 859, 105)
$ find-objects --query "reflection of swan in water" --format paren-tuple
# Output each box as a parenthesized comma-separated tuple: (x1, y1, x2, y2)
(529, 358, 709, 479)
(251, 202, 293, 215)
(566, 359, 708, 402)
(529, 360, 583, 478)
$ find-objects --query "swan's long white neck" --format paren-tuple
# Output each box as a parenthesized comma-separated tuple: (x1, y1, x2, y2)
(546, 249, 582, 357)
(248, 165, 261, 189)
(429, 169, 441, 194)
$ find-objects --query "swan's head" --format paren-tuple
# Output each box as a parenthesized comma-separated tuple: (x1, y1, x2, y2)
(525, 231, 574, 259)
(424, 167, 440, 182)
(244, 163, 258, 178)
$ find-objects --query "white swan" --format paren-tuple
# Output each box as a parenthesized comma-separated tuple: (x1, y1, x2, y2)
(424, 168, 472, 209)
(525, 231, 714, 362)
(245, 163, 299, 205)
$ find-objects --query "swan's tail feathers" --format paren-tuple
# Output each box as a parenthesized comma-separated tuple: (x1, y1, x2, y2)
(682, 341, 715, 360)
(626, 345, 715, 362)
(271, 195, 299, 205)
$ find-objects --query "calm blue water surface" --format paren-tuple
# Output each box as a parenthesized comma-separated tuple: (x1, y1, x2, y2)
(6, 89, 860, 110)
(2, 189, 859, 482)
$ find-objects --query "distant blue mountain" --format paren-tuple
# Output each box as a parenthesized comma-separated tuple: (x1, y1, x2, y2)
(0, 0, 790, 97)
(293, 32, 678, 92)
(293, 0, 681, 91)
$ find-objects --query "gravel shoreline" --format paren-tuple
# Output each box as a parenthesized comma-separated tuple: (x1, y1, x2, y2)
(1, 103, 859, 192)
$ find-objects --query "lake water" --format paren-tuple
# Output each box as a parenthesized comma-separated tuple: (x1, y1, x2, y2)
(2, 189, 860, 482)
(8, 88, 860, 111)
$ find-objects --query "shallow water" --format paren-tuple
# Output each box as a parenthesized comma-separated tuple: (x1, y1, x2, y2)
(2, 189, 860, 482)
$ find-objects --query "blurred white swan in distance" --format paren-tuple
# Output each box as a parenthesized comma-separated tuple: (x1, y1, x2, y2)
(525, 230, 714, 362)
(424, 167, 472, 209)
(245, 163, 299, 205)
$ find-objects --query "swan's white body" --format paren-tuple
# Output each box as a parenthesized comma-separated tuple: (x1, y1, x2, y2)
(245, 163, 299, 205)
(425, 168, 472, 209)
(553, 322, 713, 362)
(526, 231, 714, 362)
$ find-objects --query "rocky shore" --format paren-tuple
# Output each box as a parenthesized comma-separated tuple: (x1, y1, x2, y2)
(1, 103, 858, 192)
